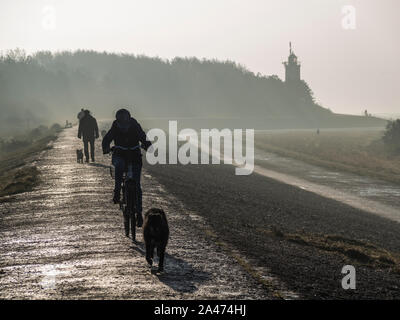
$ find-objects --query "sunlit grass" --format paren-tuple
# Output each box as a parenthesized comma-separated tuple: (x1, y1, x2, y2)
(259, 227, 400, 273)
(255, 130, 400, 184)
(0, 134, 57, 199)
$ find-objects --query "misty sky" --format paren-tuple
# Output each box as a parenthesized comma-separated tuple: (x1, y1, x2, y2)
(0, 0, 399, 115)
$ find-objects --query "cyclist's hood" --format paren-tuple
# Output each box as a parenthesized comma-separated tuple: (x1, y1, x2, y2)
(115, 108, 131, 129)
(115, 117, 134, 132)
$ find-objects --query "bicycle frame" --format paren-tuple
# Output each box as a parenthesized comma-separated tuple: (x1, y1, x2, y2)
(123, 166, 137, 240)
(111, 145, 140, 240)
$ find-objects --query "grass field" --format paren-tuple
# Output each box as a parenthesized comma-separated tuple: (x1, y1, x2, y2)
(0, 130, 60, 200)
(255, 129, 400, 184)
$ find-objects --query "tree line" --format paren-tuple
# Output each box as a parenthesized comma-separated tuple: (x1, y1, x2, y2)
(0, 49, 330, 134)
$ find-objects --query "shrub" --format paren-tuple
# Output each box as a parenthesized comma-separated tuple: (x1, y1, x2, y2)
(50, 123, 62, 132)
(382, 119, 400, 154)
(30, 125, 48, 138)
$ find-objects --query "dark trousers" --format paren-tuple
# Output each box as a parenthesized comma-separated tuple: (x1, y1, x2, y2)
(112, 154, 142, 214)
(83, 138, 95, 161)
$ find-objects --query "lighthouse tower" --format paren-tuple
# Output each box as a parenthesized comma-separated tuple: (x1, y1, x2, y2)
(283, 42, 301, 83)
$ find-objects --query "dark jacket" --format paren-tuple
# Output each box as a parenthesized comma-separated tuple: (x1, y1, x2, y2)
(78, 114, 99, 140)
(102, 117, 151, 162)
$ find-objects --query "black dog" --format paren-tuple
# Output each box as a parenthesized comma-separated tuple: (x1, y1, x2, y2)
(143, 208, 169, 272)
(76, 149, 83, 163)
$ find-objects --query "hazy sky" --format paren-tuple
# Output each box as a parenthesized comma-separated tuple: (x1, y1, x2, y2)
(0, 0, 399, 115)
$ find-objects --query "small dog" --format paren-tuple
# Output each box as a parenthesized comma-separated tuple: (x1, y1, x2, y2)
(76, 149, 84, 163)
(143, 208, 169, 273)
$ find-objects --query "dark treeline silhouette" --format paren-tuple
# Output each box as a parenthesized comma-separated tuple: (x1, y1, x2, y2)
(0, 49, 385, 133)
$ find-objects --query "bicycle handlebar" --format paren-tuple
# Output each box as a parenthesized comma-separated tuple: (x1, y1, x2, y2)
(111, 145, 140, 152)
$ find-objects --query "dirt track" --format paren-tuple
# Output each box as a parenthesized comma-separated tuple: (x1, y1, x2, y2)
(0, 128, 270, 299)
(2, 126, 400, 300)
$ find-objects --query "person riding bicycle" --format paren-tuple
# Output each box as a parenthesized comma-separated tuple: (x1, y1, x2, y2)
(102, 108, 152, 227)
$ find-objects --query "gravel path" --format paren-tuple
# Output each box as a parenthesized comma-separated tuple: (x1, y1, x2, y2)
(0, 128, 270, 299)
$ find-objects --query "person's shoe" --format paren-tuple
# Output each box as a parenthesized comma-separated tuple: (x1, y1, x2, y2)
(85, 158, 89, 163)
(136, 213, 143, 227)
(113, 191, 120, 204)
(91, 158, 95, 162)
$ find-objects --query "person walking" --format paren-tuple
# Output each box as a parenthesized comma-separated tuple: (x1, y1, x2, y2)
(78, 110, 99, 162)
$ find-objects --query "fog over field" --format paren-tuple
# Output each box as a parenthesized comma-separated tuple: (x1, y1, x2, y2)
(0, 50, 323, 132)
(0, 49, 388, 135)
(0, 0, 399, 134)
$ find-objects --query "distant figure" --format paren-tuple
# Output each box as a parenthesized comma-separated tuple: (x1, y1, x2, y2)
(316, 128, 320, 135)
(78, 110, 99, 162)
(101, 129, 107, 138)
(77, 108, 85, 121)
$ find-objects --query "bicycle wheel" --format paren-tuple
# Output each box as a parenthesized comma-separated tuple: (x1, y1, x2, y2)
(123, 206, 129, 237)
(125, 180, 136, 241)
(122, 182, 129, 237)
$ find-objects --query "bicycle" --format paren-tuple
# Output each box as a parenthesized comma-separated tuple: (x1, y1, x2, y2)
(110, 145, 141, 241)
